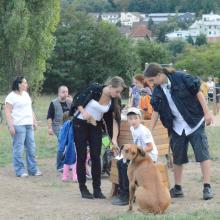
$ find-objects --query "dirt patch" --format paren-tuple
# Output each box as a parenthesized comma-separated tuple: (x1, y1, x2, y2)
(0, 159, 219, 220)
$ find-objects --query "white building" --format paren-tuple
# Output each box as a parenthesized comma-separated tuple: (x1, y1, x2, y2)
(101, 12, 120, 24)
(166, 12, 220, 42)
(120, 12, 145, 26)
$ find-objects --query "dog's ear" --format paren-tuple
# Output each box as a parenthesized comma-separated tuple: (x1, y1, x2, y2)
(137, 146, 146, 157)
(119, 145, 125, 153)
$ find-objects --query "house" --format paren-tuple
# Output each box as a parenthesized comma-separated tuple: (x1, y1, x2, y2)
(177, 12, 195, 23)
(120, 12, 145, 26)
(129, 23, 152, 40)
(145, 13, 195, 24)
(166, 12, 220, 42)
(118, 26, 131, 37)
(100, 12, 120, 24)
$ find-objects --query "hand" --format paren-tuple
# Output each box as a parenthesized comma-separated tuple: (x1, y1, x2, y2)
(9, 125, 15, 136)
(48, 127, 54, 135)
(204, 112, 213, 126)
(82, 111, 91, 121)
(111, 138, 118, 147)
(33, 121, 38, 130)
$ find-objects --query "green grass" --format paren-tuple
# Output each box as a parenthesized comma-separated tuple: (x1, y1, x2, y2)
(103, 210, 220, 220)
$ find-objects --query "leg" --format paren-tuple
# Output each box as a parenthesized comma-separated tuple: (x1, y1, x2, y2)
(189, 123, 213, 199)
(73, 119, 88, 191)
(173, 164, 184, 185)
(13, 125, 26, 176)
(200, 160, 211, 184)
(62, 164, 70, 181)
(88, 123, 104, 198)
(112, 159, 129, 205)
(169, 130, 188, 198)
(128, 183, 136, 211)
(72, 162, 78, 182)
(24, 125, 38, 175)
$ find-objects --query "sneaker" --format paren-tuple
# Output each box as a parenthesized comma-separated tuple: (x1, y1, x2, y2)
(112, 194, 129, 206)
(80, 188, 94, 199)
(57, 168, 63, 173)
(170, 187, 184, 198)
(93, 190, 106, 199)
(33, 171, 42, 176)
(203, 187, 214, 200)
(19, 173, 28, 178)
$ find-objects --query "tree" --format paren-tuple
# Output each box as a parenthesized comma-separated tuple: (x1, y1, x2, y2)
(44, 8, 140, 93)
(175, 42, 220, 79)
(135, 40, 172, 70)
(186, 35, 194, 45)
(0, 0, 60, 94)
(195, 34, 207, 46)
(166, 39, 187, 57)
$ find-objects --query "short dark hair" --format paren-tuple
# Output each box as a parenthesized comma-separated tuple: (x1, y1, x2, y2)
(12, 76, 25, 91)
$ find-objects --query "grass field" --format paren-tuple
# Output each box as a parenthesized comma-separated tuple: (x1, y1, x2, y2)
(103, 210, 220, 220)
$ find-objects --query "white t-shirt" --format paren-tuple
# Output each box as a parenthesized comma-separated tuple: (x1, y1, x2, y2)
(207, 81, 215, 94)
(78, 99, 111, 121)
(5, 91, 33, 126)
(130, 124, 158, 162)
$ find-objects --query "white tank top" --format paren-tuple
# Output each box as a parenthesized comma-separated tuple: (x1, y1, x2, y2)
(78, 99, 111, 121)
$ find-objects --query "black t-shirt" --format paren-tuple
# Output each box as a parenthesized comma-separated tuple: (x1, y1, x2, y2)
(47, 101, 70, 120)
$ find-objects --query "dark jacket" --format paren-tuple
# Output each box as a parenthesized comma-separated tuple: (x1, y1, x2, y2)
(151, 71, 204, 131)
(69, 83, 121, 138)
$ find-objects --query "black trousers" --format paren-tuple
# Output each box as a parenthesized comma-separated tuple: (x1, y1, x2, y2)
(117, 159, 129, 197)
(73, 118, 102, 191)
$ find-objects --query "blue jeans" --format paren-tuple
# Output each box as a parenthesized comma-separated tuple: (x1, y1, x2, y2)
(13, 125, 38, 176)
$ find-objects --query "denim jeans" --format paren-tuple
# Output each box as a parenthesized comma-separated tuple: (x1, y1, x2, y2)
(55, 132, 64, 170)
(13, 125, 38, 176)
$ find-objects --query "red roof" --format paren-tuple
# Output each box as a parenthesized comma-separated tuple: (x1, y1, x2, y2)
(129, 24, 152, 38)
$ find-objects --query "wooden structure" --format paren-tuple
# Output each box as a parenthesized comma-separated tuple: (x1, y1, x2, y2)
(110, 120, 170, 196)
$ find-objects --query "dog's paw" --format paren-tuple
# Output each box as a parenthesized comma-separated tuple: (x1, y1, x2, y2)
(127, 207, 133, 212)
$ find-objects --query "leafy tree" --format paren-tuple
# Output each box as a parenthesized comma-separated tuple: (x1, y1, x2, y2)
(0, 0, 60, 94)
(44, 8, 140, 93)
(135, 40, 172, 69)
(195, 34, 207, 46)
(166, 39, 187, 57)
(175, 43, 220, 78)
(187, 35, 194, 45)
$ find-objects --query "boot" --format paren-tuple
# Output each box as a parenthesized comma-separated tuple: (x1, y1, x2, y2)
(72, 163, 78, 182)
(62, 164, 69, 182)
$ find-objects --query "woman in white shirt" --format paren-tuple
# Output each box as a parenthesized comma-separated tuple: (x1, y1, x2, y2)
(5, 76, 41, 177)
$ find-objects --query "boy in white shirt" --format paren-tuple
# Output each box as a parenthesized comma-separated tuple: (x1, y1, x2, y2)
(112, 107, 158, 206)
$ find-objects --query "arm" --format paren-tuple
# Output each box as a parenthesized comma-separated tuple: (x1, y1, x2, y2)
(150, 111, 159, 131)
(111, 119, 119, 147)
(47, 102, 55, 135)
(197, 91, 213, 126)
(33, 111, 37, 129)
(143, 142, 153, 153)
(5, 103, 15, 136)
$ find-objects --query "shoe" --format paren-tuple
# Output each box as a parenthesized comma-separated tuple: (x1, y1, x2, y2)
(33, 171, 42, 176)
(57, 168, 63, 173)
(170, 187, 184, 198)
(93, 190, 106, 199)
(80, 188, 94, 199)
(203, 187, 214, 200)
(112, 195, 129, 206)
(19, 173, 28, 178)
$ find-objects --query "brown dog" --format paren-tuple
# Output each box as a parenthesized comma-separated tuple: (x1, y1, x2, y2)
(121, 144, 171, 214)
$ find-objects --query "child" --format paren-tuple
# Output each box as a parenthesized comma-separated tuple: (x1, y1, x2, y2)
(58, 112, 77, 182)
(112, 107, 158, 206)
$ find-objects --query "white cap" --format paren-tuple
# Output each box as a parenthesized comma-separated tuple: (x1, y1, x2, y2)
(127, 107, 142, 117)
